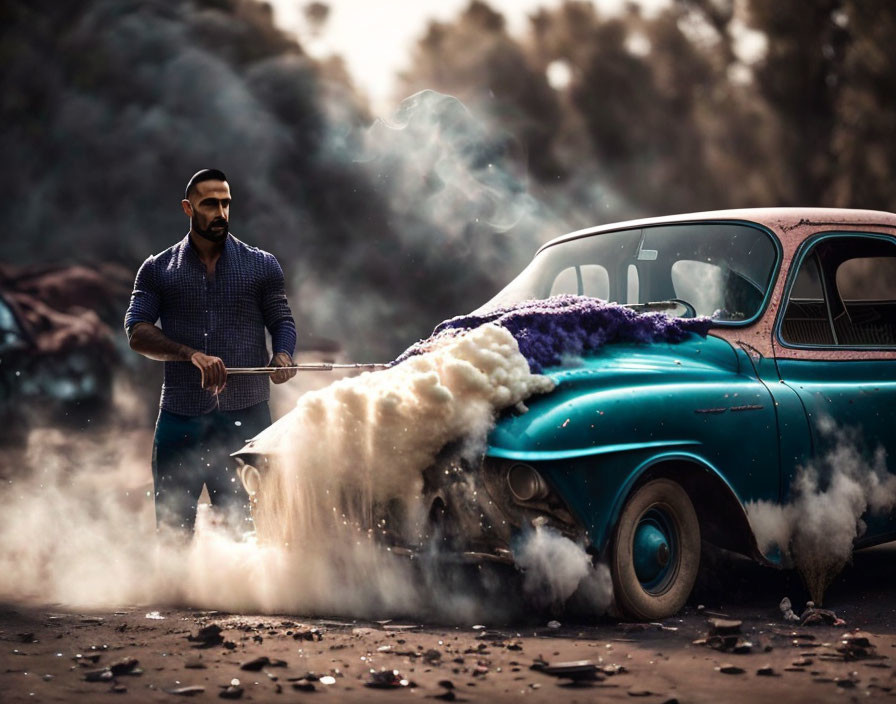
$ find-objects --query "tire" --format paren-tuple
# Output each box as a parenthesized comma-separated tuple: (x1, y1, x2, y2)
(610, 478, 701, 620)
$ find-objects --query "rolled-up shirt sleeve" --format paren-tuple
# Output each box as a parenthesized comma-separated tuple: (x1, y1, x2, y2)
(124, 256, 161, 338)
(261, 254, 296, 356)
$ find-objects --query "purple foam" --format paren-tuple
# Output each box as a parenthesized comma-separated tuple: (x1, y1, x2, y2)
(393, 295, 713, 373)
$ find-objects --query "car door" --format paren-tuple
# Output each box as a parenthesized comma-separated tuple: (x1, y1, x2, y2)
(773, 232, 896, 542)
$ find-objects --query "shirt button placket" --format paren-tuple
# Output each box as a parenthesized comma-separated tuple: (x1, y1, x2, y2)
(206, 276, 211, 354)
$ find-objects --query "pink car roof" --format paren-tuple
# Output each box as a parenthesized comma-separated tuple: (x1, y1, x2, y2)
(541, 207, 896, 252)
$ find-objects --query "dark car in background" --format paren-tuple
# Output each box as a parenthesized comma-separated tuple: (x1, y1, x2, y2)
(0, 264, 129, 442)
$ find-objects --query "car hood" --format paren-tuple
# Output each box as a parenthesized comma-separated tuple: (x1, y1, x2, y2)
(487, 332, 740, 457)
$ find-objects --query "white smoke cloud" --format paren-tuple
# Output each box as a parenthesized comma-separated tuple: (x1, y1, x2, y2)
(746, 416, 896, 604)
(513, 526, 613, 612)
(0, 324, 584, 623)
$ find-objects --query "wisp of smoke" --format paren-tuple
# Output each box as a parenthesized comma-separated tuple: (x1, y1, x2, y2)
(512, 526, 613, 613)
(746, 416, 896, 604)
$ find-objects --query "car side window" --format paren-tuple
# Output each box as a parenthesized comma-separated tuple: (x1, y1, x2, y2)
(780, 253, 834, 345)
(780, 236, 896, 348)
(834, 256, 896, 346)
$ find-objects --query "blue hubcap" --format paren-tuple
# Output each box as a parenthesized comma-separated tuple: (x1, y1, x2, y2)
(633, 510, 675, 590)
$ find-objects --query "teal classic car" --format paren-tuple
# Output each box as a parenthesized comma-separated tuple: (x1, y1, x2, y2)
(237, 208, 896, 620)
(418, 207, 896, 619)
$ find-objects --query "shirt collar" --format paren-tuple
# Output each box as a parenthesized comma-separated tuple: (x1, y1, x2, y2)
(183, 231, 234, 265)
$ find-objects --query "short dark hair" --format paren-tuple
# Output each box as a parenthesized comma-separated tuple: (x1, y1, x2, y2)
(185, 168, 228, 199)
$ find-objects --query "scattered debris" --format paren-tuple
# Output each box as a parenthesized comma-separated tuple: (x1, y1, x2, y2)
(240, 656, 287, 671)
(779, 597, 846, 627)
(530, 656, 549, 671)
(475, 629, 509, 641)
(694, 618, 752, 653)
(756, 665, 777, 676)
(165, 685, 206, 696)
(83, 668, 113, 682)
(292, 626, 323, 641)
(717, 664, 745, 675)
(365, 669, 413, 688)
(538, 660, 601, 682)
(73, 653, 102, 665)
(109, 657, 140, 676)
(291, 680, 316, 692)
(219, 684, 244, 699)
(779, 597, 801, 623)
(188, 624, 224, 648)
(837, 631, 878, 660)
(799, 601, 846, 627)
(708, 618, 742, 636)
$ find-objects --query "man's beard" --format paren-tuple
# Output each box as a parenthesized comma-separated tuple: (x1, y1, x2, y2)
(193, 215, 229, 242)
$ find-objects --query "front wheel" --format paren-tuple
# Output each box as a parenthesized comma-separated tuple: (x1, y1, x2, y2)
(610, 478, 700, 620)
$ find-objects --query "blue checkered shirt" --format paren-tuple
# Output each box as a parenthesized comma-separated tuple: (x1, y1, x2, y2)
(124, 233, 296, 415)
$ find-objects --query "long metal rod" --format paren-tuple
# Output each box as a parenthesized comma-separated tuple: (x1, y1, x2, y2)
(226, 363, 388, 375)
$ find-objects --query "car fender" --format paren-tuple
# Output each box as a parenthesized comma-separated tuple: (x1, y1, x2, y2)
(603, 451, 777, 567)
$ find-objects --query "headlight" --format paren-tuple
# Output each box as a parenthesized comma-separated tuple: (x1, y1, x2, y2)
(238, 462, 261, 496)
(507, 463, 549, 502)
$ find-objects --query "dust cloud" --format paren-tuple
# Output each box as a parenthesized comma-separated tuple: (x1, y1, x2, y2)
(0, 324, 612, 622)
(513, 526, 613, 614)
(746, 416, 896, 604)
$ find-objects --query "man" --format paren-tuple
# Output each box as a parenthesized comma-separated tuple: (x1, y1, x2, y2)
(125, 168, 297, 534)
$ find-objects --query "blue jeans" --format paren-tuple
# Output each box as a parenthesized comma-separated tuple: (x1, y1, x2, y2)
(151, 401, 271, 533)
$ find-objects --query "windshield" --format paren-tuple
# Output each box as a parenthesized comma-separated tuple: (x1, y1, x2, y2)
(478, 222, 778, 322)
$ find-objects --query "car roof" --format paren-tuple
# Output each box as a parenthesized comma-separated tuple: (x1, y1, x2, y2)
(538, 207, 896, 253)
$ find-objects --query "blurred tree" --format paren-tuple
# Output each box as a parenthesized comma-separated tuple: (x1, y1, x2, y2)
(744, 0, 896, 210)
(825, 1, 896, 208)
(746, 0, 848, 205)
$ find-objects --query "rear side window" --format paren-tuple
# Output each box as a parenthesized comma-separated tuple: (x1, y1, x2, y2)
(780, 236, 896, 347)
(836, 257, 896, 301)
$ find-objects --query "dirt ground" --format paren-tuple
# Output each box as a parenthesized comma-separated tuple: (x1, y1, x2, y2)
(3, 543, 896, 704)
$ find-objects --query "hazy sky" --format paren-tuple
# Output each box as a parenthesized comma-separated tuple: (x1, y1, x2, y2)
(268, 0, 666, 115)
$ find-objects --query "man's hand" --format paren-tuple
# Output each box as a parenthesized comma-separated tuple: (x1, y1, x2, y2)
(190, 352, 227, 393)
(270, 352, 297, 384)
